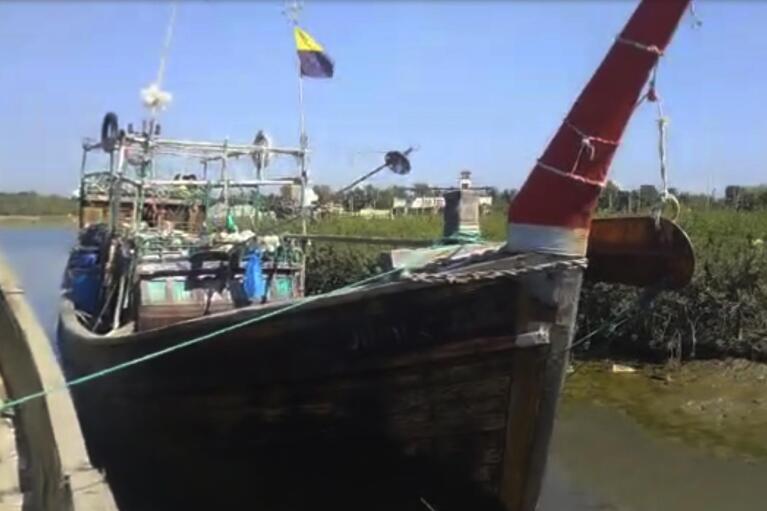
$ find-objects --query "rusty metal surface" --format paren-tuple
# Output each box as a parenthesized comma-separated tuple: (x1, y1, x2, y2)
(585, 216, 695, 289)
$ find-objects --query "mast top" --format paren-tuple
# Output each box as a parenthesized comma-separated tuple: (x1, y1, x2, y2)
(283, 0, 303, 26)
(507, 0, 692, 257)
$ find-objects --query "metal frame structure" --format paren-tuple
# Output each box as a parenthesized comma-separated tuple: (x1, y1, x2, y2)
(78, 129, 309, 239)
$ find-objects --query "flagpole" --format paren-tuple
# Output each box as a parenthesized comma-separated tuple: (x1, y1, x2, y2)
(285, 1, 308, 233)
(285, 0, 309, 295)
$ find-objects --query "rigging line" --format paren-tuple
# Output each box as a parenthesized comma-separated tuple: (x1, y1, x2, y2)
(156, 2, 179, 90)
(689, 1, 703, 29)
(0, 266, 403, 414)
(549, 283, 664, 364)
(1, 227, 476, 413)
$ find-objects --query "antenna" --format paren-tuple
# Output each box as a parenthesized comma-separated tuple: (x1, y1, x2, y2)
(283, 0, 303, 25)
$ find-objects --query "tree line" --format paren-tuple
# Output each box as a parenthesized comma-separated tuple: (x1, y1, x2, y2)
(2, 182, 766, 217)
(0, 191, 77, 216)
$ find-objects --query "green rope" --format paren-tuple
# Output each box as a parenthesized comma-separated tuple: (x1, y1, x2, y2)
(0, 267, 402, 413)
(439, 231, 483, 245)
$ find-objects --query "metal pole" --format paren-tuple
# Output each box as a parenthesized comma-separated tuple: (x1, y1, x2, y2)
(285, 0, 309, 295)
(222, 138, 230, 215)
(336, 163, 388, 196)
(110, 147, 126, 233)
(291, 9, 309, 237)
(78, 149, 88, 228)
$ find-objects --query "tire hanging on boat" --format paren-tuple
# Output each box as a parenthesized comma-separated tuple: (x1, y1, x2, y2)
(101, 112, 120, 153)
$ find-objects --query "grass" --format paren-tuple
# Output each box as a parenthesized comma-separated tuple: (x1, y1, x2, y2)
(275, 207, 767, 362)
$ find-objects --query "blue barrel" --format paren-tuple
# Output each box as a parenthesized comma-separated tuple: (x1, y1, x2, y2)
(70, 249, 99, 269)
(242, 250, 266, 302)
(68, 248, 101, 315)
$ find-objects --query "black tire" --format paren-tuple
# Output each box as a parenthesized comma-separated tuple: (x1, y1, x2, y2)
(101, 112, 119, 153)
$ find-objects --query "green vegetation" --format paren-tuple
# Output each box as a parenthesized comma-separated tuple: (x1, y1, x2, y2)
(0, 191, 76, 216)
(303, 215, 444, 294)
(580, 208, 767, 361)
(294, 208, 767, 362)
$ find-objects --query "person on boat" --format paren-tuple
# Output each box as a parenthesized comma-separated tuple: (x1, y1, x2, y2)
(141, 202, 157, 227)
(141, 201, 166, 228)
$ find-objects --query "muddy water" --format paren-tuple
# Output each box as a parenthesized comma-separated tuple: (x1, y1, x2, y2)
(1, 226, 765, 510)
(542, 401, 767, 510)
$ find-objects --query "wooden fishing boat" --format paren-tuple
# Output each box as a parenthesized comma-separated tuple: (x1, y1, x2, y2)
(58, 1, 694, 509)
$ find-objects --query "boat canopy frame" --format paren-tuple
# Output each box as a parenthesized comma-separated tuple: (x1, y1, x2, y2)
(78, 127, 310, 238)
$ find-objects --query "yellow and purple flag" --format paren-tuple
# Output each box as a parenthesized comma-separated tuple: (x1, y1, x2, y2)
(294, 26, 334, 79)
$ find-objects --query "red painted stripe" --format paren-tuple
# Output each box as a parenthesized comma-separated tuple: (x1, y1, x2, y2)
(509, 0, 690, 231)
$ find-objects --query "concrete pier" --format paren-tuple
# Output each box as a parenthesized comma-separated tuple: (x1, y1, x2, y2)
(0, 251, 116, 511)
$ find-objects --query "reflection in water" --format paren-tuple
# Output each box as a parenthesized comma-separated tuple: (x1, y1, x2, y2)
(1, 226, 765, 510)
(0, 227, 74, 341)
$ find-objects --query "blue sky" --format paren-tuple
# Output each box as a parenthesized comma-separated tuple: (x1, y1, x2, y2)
(0, 1, 764, 196)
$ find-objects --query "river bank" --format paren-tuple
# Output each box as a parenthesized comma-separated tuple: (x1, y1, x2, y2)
(0, 215, 75, 227)
(564, 358, 767, 460)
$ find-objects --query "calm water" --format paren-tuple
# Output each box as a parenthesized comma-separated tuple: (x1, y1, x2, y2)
(1, 226, 765, 510)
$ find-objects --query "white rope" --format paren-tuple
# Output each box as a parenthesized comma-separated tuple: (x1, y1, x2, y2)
(689, 1, 703, 29)
(646, 67, 680, 225)
(616, 37, 663, 56)
(156, 3, 178, 90)
(141, 3, 178, 113)
(565, 122, 618, 173)
(536, 160, 606, 188)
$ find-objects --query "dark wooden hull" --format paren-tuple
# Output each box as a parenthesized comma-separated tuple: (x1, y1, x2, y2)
(58, 256, 583, 511)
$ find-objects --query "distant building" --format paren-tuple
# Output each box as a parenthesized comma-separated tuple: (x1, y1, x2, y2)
(459, 170, 472, 190)
(357, 208, 393, 219)
(393, 170, 493, 215)
(317, 201, 345, 217)
(288, 185, 318, 207)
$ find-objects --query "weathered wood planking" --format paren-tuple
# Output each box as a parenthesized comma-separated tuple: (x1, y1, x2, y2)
(60, 254, 582, 510)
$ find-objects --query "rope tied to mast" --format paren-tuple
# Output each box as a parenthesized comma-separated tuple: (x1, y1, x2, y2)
(615, 36, 663, 56)
(534, 122, 619, 188)
(643, 65, 680, 226)
(565, 122, 618, 174)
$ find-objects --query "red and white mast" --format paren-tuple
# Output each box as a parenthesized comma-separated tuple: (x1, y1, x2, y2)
(507, 0, 691, 256)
